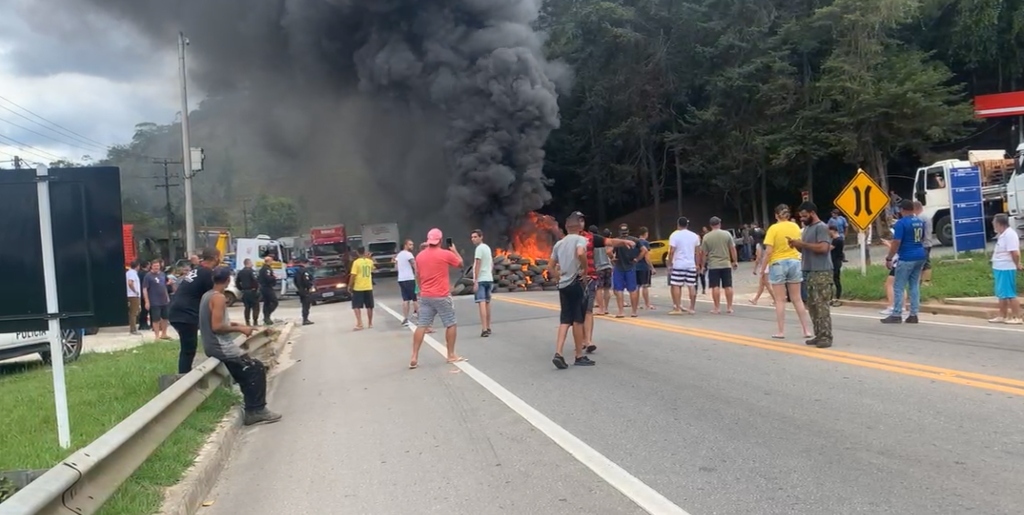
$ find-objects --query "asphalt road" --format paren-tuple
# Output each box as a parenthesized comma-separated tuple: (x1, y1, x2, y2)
(204, 278, 1024, 515)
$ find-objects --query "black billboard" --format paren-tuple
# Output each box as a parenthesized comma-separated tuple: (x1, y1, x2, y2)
(0, 166, 127, 332)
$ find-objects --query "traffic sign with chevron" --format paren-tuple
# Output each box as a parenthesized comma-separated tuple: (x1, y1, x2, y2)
(833, 169, 890, 231)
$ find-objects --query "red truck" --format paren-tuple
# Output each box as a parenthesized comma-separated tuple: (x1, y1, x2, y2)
(309, 224, 348, 266)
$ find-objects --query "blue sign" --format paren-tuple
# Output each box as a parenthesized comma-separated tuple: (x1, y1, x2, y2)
(949, 166, 986, 253)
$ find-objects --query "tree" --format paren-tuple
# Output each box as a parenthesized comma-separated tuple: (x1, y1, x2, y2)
(249, 195, 300, 237)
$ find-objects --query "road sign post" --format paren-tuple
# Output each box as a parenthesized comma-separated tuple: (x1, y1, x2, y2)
(949, 166, 986, 257)
(834, 169, 890, 275)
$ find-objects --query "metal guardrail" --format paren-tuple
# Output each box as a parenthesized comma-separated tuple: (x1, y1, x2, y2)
(0, 330, 275, 515)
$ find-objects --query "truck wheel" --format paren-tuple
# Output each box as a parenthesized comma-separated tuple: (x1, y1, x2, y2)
(40, 329, 83, 364)
(935, 215, 952, 247)
(224, 291, 238, 307)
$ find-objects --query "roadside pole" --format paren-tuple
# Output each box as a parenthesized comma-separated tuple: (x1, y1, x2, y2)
(858, 229, 867, 276)
(36, 164, 71, 448)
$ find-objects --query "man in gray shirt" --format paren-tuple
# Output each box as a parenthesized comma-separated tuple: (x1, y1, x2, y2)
(201, 266, 282, 426)
(548, 216, 594, 370)
(787, 202, 834, 348)
(914, 201, 933, 285)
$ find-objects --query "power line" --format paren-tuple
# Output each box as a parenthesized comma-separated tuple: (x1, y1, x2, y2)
(0, 133, 66, 162)
(0, 116, 104, 154)
(0, 94, 107, 148)
(0, 104, 107, 151)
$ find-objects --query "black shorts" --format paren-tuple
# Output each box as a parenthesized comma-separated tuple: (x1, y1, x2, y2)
(558, 280, 586, 325)
(398, 280, 418, 301)
(636, 269, 652, 287)
(352, 290, 375, 309)
(149, 305, 169, 322)
(707, 268, 733, 289)
(597, 268, 613, 289)
(923, 247, 932, 271)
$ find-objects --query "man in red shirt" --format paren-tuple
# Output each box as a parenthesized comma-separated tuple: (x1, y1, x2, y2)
(571, 212, 635, 353)
(410, 228, 465, 369)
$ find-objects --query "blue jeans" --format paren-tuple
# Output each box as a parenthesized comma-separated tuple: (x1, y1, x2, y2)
(892, 259, 925, 316)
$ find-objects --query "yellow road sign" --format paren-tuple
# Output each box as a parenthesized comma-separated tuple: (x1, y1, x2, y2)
(833, 169, 889, 231)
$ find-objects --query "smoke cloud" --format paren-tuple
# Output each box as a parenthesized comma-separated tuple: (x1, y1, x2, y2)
(34, 0, 566, 238)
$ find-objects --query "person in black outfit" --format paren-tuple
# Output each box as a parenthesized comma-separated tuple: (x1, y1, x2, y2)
(829, 223, 844, 306)
(137, 260, 151, 330)
(258, 256, 279, 325)
(293, 259, 315, 325)
(167, 248, 220, 374)
(235, 258, 260, 326)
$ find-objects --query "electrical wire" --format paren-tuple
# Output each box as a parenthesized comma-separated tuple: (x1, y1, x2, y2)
(0, 94, 107, 148)
(0, 116, 104, 154)
(0, 133, 66, 162)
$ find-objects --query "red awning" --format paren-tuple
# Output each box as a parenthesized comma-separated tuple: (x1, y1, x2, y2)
(974, 91, 1024, 118)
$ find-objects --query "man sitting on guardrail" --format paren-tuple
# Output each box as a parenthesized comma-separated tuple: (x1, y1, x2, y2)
(202, 266, 282, 426)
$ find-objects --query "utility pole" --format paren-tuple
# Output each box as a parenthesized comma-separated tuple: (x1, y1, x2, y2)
(152, 159, 182, 260)
(178, 31, 196, 256)
(13, 155, 22, 169)
(241, 198, 252, 238)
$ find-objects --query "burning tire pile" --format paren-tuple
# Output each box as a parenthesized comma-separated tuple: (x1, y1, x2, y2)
(450, 212, 564, 296)
(451, 253, 557, 295)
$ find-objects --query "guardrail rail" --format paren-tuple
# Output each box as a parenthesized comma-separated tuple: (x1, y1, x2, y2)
(0, 329, 275, 515)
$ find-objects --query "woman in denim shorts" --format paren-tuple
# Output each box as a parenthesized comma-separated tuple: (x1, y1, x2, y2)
(762, 205, 812, 339)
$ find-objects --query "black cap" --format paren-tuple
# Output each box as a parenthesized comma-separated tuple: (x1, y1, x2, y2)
(569, 211, 585, 220)
(212, 266, 233, 284)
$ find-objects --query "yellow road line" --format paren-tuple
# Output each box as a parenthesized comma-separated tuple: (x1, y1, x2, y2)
(497, 296, 1024, 397)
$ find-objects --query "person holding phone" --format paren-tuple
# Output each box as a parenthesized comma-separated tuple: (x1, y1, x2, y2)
(410, 228, 465, 369)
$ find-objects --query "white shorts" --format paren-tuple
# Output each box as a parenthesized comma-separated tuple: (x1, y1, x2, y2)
(669, 267, 697, 287)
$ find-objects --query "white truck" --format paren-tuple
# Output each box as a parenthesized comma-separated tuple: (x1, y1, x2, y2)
(360, 222, 400, 276)
(912, 148, 1024, 246)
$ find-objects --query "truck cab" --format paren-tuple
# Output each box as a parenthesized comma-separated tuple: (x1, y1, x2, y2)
(912, 150, 1017, 246)
(360, 223, 400, 276)
(235, 236, 288, 295)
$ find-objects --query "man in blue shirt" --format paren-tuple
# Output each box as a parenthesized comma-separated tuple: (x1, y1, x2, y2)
(882, 199, 927, 324)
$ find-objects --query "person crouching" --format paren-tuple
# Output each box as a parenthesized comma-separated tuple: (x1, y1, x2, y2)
(201, 266, 282, 426)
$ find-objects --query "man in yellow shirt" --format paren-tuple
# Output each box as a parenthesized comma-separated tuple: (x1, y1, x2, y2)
(348, 248, 376, 330)
(762, 204, 812, 339)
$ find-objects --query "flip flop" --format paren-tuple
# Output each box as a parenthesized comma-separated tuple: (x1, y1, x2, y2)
(771, 334, 785, 339)
(630, 314, 638, 318)
(615, 315, 625, 319)
(446, 356, 467, 364)
(409, 362, 418, 369)
(353, 326, 364, 331)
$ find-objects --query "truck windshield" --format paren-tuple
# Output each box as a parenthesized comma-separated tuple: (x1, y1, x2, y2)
(258, 245, 280, 261)
(368, 242, 397, 255)
(313, 266, 345, 279)
(312, 243, 347, 257)
(926, 167, 946, 190)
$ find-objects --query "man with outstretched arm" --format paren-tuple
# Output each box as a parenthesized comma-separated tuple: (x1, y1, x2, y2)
(410, 229, 465, 369)
(548, 215, 594, 369)
(201, 266, 281, 426)
(571, 211, 636, 353)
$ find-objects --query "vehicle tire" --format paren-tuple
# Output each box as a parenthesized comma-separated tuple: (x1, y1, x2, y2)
(935, 215, 952, 247)
(84, 326, 99, 336)
(224, 291, 238, 307)
(39, 329, 83, 364)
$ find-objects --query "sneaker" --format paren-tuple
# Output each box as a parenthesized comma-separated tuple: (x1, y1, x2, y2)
(552, 353, 568, 370)
(574, 356, 596, 366)
(243, 408, 282, 426)
(481, 329, 488, 337)
(302, 320, 314, 326)
(879, 308, 893, 316)
(804, 338, 819, 346)
(904, 315, 918, 324)
(880, 315, 902, 324)
(1006, 318, 1023, 325)
(815, 340, 833, 348)
(585, 344, 597, 354)
(989, 317, 1006, 324)
(401, 318, 409, 326)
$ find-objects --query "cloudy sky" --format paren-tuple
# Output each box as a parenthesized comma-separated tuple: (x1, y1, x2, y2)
(0, 0, 188, 167)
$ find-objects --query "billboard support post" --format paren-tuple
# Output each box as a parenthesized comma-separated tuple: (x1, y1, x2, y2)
(36, 164, 71, 449)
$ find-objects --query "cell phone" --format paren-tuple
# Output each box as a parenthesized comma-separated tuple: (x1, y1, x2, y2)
(445, 237, 454, 248)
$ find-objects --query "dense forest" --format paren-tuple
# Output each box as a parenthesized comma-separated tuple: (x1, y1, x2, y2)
(76, 0, 1024, 239)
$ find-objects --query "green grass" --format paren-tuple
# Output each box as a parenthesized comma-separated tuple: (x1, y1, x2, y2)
(840, 252, 1015, 301)
(0, 342, 238, 514)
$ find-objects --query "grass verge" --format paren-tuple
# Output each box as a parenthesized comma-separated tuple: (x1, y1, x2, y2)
(840, 252, 1017, 301)
(0, 342, 238, 514)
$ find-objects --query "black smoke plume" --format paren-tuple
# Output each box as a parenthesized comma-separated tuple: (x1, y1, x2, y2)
(43, 0, 566, 237)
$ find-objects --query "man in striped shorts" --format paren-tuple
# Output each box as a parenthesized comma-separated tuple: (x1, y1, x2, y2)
(667, 217, 702, 314)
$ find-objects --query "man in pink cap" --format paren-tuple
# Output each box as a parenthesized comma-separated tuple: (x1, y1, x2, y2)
(410, 228, 465, 369)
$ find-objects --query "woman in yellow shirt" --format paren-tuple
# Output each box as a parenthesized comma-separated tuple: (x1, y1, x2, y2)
(762, 204, 812, 339)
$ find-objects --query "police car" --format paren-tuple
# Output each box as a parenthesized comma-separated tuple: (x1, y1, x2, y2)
(0, 328, 84, 364)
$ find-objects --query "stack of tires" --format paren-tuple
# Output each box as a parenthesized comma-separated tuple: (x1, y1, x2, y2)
(449, 253, 559, 295)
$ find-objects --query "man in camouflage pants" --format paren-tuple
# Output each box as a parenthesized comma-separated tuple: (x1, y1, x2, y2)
(788, 201, 834, 348)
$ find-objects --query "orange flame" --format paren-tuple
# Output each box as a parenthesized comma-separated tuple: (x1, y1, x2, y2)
(495, 212, 564, 288)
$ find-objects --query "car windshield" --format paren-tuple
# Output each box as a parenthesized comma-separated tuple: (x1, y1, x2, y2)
(368, 242, 396, 254)
(311, 243, 347, 257)
(312, 266, 345, 279)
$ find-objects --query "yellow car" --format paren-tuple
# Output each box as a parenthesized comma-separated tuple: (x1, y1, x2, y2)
(646, 239, 670, 267)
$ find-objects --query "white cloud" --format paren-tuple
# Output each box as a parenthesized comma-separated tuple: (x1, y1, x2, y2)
(0, 3, 194, 167)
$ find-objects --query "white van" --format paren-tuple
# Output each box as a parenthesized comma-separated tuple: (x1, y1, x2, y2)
(0, 329, 84, 364)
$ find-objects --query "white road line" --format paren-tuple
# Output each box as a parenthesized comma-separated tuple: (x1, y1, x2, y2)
(690, 298, 1024, 333)
(377, 301, 690, 515)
